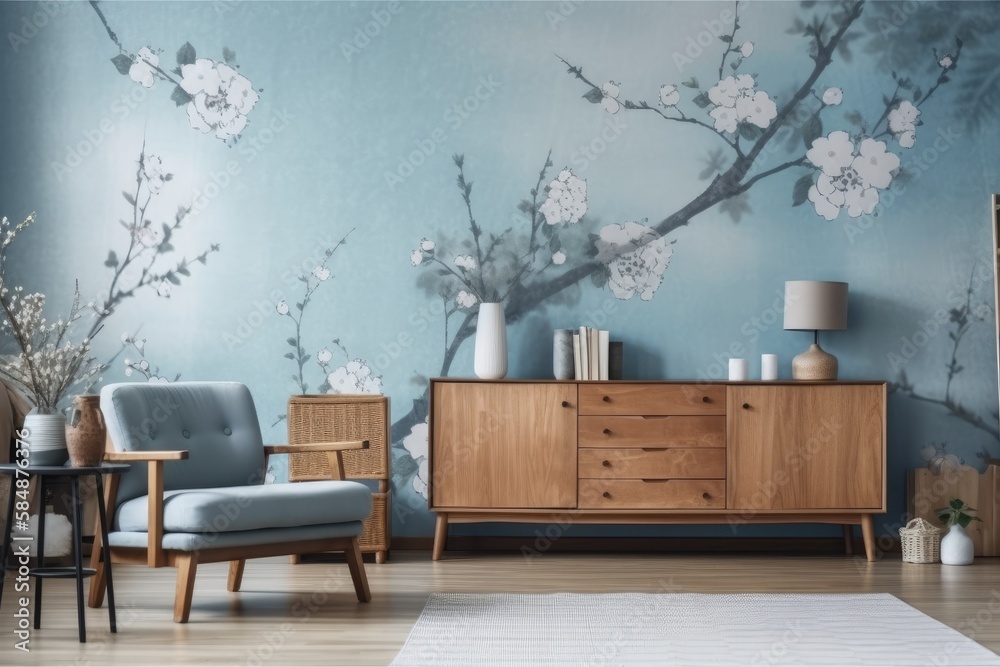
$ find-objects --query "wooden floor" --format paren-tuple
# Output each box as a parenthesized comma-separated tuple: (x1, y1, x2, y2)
(3, 550, 1000, 665)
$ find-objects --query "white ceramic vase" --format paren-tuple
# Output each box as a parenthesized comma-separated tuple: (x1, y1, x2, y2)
(941, 523, 974, 566)
(22, 409, 69, 466)
(474, 303, 508, 380)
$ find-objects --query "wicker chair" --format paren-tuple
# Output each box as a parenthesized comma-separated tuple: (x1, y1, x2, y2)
(88, 382, 373, 623)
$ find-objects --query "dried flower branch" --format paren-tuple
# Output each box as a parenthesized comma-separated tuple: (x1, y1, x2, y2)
(0, 214, 103, 412)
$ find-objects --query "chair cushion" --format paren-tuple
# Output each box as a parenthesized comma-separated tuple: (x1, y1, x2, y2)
(108, 521, 364, 552)
(114, 481, 372, 533)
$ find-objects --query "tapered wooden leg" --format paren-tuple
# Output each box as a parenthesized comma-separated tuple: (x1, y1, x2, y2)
(89, 472, 118, 610)
(227, 559, 246, 592)
(289, 554, 301, 565)
(432, 513, 448, 561)
(375, 550, 387, 564)
(861, 514, 876, 562)
(344, 537, 371, 602)
(842, 525, 854, 556)
(173, 553, 198, 623)
(88, 539, 107, 608)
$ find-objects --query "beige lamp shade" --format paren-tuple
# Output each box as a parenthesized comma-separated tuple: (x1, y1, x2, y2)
(783, 280, 848, 331)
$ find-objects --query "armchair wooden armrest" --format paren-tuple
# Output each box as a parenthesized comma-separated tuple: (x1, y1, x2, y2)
(104, 450, 190, 461)
(264, 441, 369, 481)
(263, 440, 369, 455)
(102, 450, 188, 568)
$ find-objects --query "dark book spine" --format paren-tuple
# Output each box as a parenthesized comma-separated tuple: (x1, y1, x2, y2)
(608, 341, 624, 380)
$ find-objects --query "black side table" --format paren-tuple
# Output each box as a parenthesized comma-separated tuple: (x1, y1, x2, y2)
(0, 462, 130, 643)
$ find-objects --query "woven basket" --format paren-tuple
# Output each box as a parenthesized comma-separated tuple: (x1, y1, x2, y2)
(288, 395, 389, 480)
(900, 518, 942, 564)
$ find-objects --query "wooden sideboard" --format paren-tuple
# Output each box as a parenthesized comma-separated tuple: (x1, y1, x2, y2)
(429, 379, 886, 561)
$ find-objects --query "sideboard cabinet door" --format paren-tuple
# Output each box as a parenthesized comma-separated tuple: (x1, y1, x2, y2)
(728, 385, 884, 511)
(431, 382, 578, 509)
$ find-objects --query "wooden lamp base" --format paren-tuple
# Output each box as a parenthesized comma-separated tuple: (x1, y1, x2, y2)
(792, 343, 838, 380)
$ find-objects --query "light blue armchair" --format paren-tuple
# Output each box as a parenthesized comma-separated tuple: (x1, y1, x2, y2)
(88, 382, 373, 622)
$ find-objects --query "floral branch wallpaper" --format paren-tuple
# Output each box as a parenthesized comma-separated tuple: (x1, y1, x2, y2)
(2, 0, 1000, 539)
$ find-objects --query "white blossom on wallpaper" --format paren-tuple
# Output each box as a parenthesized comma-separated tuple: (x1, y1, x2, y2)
(401, 419, 429, 499)
(120, 332, 174, 383)
(408, 153, 586, 310)
(93, 3, 260, 144)
(272, 231, 384, 424)
(595, 222, 673, 302)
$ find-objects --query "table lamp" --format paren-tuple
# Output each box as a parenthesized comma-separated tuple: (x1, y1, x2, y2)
(783, 280, 848, 380)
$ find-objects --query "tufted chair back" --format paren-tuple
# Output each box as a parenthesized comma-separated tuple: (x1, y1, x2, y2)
(101, 382, 266, 505)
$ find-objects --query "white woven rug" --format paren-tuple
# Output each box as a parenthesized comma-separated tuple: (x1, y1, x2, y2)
(391, 593, 1000, 666)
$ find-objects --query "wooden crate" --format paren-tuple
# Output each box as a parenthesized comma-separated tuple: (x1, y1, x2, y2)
(907, 465, 1000, 557)
(287, 395, 391, 563)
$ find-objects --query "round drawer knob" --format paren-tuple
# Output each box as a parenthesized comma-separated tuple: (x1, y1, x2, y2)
(603, 491, 612, 499)
(702, 396, 710, 403)
(562, 401, 570, 407)
(602, 428, 611, 435)
(602, 460, 611, 468)
(602, 395, 611, 403)
(742, 403, 750, 410)
(703, 492, 712, 500)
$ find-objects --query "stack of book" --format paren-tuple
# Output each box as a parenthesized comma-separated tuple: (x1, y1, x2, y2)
(572, 327, 622, 380)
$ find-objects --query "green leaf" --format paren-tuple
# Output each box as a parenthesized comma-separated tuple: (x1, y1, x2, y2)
(548, 235, 561, 253)
(802, 116, 822, 148)
(844, 110, 864, 126)
(111, 54, 133, 76)
(792, 174, 813, 207)
(913, 87, 922, 102)
(160, 242, 174, 252)
(176, 42, 196, 66)
(582, 88, 603, 104)
(692, 92, 711, 109)
(284, 352, 295, 360)
(287, 337, 297, 346)
(950, 499, 965, 510)
(123, 191, 136, 206)
(170, 86, 193, 107)
(719, 35, 733, 43)
(681, 77, 699, 89)
(301, 354, 311, 364)
(177, 267, 190, 277)
(104, 251, 119, 268)
(958, 514, 972, 528)
(166, 272, 181, 285)
(938, 513, 951, 525)
(295, 302, 304, 311)
(222, 47, 237, 64)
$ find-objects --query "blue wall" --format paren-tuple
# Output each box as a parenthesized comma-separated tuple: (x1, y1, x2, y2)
(2, 0, 999, 540)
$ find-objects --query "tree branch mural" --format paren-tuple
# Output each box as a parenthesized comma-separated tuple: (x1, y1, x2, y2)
(391, 0, 968, 502)
(272, 231, 384, 427)
(890, 265, 999, 460)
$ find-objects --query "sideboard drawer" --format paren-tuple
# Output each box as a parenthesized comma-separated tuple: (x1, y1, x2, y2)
(579, 479, 726, 509)
(579, 416, 725, 448)
(579, 448, 725, 479)
(579, 384, 725, 415)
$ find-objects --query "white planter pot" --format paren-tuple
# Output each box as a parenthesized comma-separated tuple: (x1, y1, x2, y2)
(474, 303, 508, 380)
(22, 410, 69, 467)
(941, 524, 975, 566)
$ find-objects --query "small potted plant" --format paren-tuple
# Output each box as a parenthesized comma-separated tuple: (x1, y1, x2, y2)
(936, 498, 982, 565)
